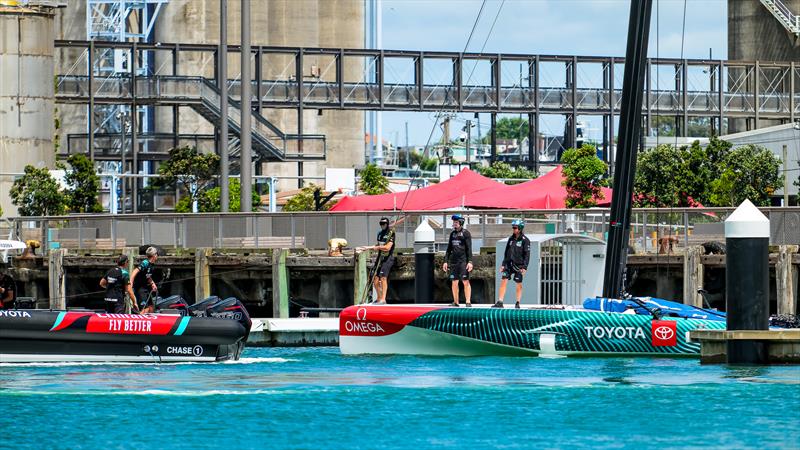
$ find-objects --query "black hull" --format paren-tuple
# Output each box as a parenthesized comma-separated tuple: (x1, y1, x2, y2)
(0, 310, 247, 363)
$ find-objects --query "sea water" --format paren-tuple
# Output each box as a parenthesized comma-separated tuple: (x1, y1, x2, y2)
(1, 348, 798, 449)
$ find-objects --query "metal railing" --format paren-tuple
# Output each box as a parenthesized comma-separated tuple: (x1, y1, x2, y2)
(6, 208, 799, 255)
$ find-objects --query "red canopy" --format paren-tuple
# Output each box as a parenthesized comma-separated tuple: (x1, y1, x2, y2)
(463, 165, 613, 209)
(330, 168, 505, 212)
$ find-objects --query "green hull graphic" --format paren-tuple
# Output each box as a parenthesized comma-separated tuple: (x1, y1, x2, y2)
(408, 308, 726, 355)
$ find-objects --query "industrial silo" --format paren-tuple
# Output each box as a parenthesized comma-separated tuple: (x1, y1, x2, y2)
(0, 2, 57, 216)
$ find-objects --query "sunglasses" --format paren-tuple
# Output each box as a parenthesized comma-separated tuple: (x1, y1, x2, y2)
(511, 226, 519, 229)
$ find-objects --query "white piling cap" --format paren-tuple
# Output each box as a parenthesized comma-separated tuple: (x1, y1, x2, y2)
(414, 219, 436, 243)
(724, 199, 770, 238)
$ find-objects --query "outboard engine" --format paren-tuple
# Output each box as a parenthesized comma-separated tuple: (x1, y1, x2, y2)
(154, 295, 189, 316)
(187, 296, 221, 317)
(187, 296, 252, 342)
(206, 297, 252, 339)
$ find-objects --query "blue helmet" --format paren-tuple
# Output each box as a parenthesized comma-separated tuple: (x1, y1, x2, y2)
(511, 219, 525, 230)
(451, 214, 465, 225)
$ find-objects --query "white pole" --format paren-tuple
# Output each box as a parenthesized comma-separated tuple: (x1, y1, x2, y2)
(375, 0, 383, 166)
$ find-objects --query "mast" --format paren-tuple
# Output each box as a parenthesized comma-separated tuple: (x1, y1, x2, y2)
(601, 0, 653, 298)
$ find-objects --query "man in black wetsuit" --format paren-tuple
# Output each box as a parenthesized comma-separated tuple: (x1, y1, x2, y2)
(443, 214, 473, 307)
(100, 254, 139, 314)
(0, 271, 16, 310)
(131, 247, 159, 313)
(494, 219, 531, 309)
(370, 217, 395, 304)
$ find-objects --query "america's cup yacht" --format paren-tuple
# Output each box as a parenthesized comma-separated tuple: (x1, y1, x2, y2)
(339, 0, 734, 357)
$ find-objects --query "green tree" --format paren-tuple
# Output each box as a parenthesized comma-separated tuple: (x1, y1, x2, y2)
(410, 151, 439, 172)
(64, 154, 102, 213)
(155, 146, 220, 206)
(9, 165, 66, 216)
(175, 179, 261, 213)
(283, 183, 337, 212)
(359, 163, 390, 195)
(794, 161, 799, 200)
(634, 138, 733, 207)
(203, 178, 261, 212)
(477, 161, 537, 184)
(483, 117, 528, 143)
(560, 144, 608, 208)
(709, 144, 783, 207)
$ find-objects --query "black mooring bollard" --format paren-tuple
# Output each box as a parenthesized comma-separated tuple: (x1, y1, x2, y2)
(725, 199, 770, 364)
(414, 221, 435, 304)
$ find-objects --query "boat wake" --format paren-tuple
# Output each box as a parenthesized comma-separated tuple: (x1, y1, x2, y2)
(0, 389, 297, 396)
(0, 357, 297, 367)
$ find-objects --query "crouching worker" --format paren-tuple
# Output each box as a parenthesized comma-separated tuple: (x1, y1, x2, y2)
(494, 219, 530, 309)
(100, 254, 139, 314)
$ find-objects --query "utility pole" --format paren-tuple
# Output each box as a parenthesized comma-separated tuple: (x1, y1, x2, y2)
(404, 121, 409, 168)
(240, 0, 252, 212)
(441, 114, 452, 163)
(219, 0, 229, 212)
(783, 144, 789, 206)
(465, 119, 472, 163)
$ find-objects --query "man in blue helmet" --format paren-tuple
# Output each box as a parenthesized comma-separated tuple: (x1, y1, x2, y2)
(494, 219, 530, 308)
(443, 214, 473, 307)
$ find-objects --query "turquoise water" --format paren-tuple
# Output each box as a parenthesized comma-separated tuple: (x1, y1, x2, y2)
(1, 348, 798, 450)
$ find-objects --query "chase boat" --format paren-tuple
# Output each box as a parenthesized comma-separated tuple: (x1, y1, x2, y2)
(0, 296, 251, 363)
(339, 297, 727, 357)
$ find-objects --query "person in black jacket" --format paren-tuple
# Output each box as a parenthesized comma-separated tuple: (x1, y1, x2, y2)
(0, 271, 16, 310)
(370, 217, 395, 304)
(443, 214, 473, 307)
(131, 246, 159, 313)
(100, 254, 139, 314)
(494, 219, 530, 309)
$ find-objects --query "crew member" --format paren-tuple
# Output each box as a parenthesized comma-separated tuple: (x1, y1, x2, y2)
(0, 271, 16, 310)
(370, 217, 395, 304)
(100, 254, 138, 314)
(443, 214, 473, 307)
(131, 247, 159, 314)
(494, 219, 531, 309)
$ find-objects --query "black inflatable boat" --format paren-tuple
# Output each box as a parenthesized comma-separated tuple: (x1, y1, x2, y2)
(0, 296, 251, 363)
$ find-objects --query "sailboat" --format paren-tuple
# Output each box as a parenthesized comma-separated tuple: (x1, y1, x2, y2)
(338, 0, 730, 357)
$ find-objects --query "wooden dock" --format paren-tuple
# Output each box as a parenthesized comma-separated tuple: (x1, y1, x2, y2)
(247, 318, 339, 347)
(689, 329, 800, 364)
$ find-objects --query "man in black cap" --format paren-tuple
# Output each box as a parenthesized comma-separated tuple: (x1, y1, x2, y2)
(443, 214, 473, 307)
(370, 217, 395, 304)
(100, 254, 139, 314)
(0, 271, 16, 310)
(494, 219, 530, 309)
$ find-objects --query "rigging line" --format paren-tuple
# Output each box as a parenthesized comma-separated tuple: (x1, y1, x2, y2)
(361, 0, 495, 304)
(462, 0, 507, 100)
(394, 0, 490, 216)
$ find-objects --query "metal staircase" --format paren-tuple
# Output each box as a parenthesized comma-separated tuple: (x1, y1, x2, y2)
(760, 0, 800, 36)
(57, 75, 326, 163)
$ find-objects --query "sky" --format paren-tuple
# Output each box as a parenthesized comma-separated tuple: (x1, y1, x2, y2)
(374, 0, 729, 147)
